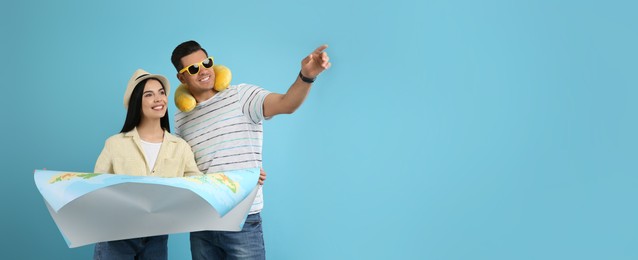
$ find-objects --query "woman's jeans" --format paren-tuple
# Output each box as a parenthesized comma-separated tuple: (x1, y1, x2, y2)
(93, 235, 168, 260)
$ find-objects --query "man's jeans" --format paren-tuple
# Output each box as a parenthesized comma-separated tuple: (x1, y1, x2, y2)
(190, 213, 265, 260)
(93, 235, 168, 260)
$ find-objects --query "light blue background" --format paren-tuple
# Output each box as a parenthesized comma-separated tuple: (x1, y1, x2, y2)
(2, 0, 636, 259)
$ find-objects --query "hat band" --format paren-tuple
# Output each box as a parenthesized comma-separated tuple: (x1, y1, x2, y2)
(136, 74, 150, 80)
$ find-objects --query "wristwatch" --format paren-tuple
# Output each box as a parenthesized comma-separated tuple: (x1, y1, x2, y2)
(298, 71, 315, 83)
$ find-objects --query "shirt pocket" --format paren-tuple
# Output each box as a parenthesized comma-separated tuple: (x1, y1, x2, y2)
(157, 158, 182, 177)
(112, 157, 147, 175)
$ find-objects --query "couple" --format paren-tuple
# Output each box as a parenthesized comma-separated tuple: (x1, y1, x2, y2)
(92, 40, 331, 260)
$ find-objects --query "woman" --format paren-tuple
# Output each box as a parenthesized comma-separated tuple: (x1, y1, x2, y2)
(93, 69, 201, 260)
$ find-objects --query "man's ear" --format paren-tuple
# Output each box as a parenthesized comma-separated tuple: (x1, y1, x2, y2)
(177, 73, 186, 84)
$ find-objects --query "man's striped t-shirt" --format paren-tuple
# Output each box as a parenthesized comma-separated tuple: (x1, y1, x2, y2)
(174, 83, 270, 213)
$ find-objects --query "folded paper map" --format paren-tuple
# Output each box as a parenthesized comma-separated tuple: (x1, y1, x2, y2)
(34, 168, 260, 248)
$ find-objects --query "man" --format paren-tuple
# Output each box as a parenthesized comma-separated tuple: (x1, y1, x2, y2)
(171, 40, 331, 259)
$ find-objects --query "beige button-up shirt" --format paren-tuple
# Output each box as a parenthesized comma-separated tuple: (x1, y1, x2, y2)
(94, 128, 202, 177)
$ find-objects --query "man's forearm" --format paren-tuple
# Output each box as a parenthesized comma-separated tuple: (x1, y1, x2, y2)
(283, 75, 313, 112)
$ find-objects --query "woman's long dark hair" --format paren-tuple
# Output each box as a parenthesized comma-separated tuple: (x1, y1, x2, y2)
(120, 78, 171, 133)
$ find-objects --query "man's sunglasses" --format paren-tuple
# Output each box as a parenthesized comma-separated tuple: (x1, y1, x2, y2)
(179, 57, 214, 75)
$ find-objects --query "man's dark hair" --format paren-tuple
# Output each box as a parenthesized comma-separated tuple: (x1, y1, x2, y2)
(121, 78, 171, 133)
(171, 40, 208, 72)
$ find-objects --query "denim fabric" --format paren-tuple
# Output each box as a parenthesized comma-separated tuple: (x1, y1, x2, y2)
(190, 213, 265, 260)
(93, 235, 168, 260)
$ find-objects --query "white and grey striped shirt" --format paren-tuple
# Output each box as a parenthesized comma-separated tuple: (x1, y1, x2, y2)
(175, 83, 270, 213)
